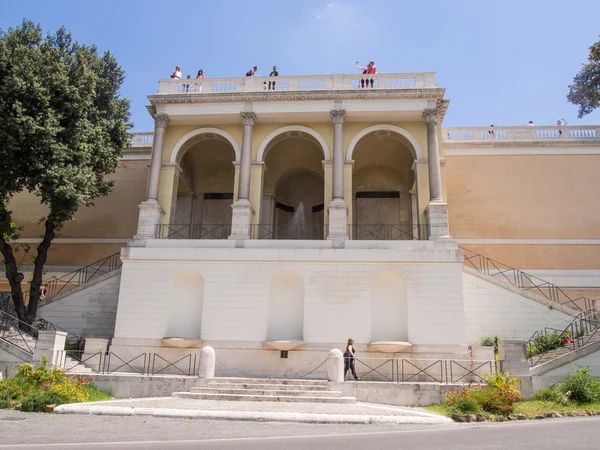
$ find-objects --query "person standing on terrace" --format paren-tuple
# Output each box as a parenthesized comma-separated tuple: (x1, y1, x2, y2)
(267, 65, 278, 91)
(246, 66, 258, 76)
(356, 60, 377, 88)
(170, 66, 182, 79)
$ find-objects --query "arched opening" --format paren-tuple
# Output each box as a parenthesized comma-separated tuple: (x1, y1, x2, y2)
(370, 271, 408, 342)
(351, 129, 417, 240)
(259, 130, 326, 239)
(166, 270, 205, 339)
(267, 271, 304, 341)
(172, 133, 236, 239)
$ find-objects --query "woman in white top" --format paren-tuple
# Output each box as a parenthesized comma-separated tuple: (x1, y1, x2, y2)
(170, 66, 182, 79)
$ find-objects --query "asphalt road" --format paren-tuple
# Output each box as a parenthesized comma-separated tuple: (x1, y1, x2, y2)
(1, 412, 599, 449)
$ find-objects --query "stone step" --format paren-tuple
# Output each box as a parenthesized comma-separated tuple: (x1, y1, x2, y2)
(206, 377, 327, 386)
(190, 387, 342, 397)
(172, 392, 356, 404)
(203, 382, 328, 391)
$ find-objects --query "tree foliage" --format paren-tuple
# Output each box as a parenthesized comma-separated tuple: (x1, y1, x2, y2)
(567, 37, 600, 118)
(0, 20, 131, 323)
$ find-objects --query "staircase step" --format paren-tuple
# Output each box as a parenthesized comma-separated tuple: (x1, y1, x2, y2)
(172, 392, 356, 403)
(189, 387, 341, 397)
(206, 377, 327, 386)
(202, 382, 328, 391)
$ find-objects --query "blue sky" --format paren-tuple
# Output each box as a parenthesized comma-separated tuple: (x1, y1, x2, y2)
(2, 0, 599, 131)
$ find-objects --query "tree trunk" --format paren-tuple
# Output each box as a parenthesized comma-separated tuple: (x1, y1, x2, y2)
(0, 237, 28, 323)
(27, 220, 56, 321)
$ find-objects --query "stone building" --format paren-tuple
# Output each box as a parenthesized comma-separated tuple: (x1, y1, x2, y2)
(2, 72, 599, 377)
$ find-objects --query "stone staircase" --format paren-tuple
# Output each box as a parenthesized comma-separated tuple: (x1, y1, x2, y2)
(172, 377, 356, 404)
(532, 331, 600, 367)
(62, 355, 95, 374)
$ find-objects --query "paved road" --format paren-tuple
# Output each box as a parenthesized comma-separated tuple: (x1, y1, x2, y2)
(1, 412, 599, 449)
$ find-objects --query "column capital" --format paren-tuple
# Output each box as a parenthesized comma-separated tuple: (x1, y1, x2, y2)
(240, 111, 257, 127)
(154, 113, 170, 129)
(330, 109, 346, 124)
(422, 108, 439, 125)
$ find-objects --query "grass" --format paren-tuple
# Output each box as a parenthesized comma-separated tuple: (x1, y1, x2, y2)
(425, 400, 600, 419)
(82, 384, 112, 402)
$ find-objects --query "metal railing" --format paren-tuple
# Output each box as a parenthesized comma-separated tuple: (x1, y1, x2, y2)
(526, 310, 600, 366)
(0, 310, 39, 355)
(0, 293, 16, 316)
(251, 224, 327, 240)
(461, 248, 593, 312)
(351, 357, 496, 383)
(349, 224, 429, 241)
(155, 223, 232, 240)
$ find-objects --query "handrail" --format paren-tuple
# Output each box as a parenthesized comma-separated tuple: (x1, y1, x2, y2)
(461, 248, 593, 312)
(0, 309, 39, 355)
(526, 309, 600, 366)
(23, 252, 122, 305)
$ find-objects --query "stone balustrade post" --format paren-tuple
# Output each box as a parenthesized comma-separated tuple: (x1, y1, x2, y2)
(198, 346, 215, 379)
(230, 112, 256, 241)
(83, 338, 108, 373)
(134, 114, 169, 240)
(327, 110, 348, 245)
(499, 340, 533, 400)
(33, 331, 67, 368)
(327, 349, 344, 382)
(423, 108, 450, 240)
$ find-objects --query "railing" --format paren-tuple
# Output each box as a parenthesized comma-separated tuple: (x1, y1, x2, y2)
(443, 126, 599, 143)
(352, 357, 496, 383)
(0, 293, 16, 316)
(61, 351, 199, 376)
(155, 223, 232, 239)
(26, 252, 122, 304)
(461, 248, 593, 312)
(251, 224, 327, 240)
(526, 310, 600, 366)
(129, 132, 154, 147)
(157, 72, 437, 95)
(0, 310, 39, 355)
(350, 224, 429, 241)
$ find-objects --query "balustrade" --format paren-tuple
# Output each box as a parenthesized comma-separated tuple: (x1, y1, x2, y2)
(443, 126, 599, 142)
(156, 73, 437, 95)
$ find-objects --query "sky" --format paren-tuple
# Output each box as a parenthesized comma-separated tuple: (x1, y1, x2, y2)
(2, 0, 600, 132)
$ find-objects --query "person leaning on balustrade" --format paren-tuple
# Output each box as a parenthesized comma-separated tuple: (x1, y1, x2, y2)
(356, 60, 377, 88)
(170, 65, 182, 79)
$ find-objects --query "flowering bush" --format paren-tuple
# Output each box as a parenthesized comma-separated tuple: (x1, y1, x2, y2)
(0, 357, 109, 412)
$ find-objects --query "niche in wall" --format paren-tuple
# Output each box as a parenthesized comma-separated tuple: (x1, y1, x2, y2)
(166, 270, 205, 339)
(267, 271, 304, 341)
(370, 271, 408, 342)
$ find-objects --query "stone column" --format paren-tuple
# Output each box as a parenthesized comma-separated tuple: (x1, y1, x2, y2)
(230, 112, 256, 240)
(327, 349, 344, 382)
(198, 346, 215, 378)
(423, 109, 450, 239)
(134, 114, 169, 240)
(327, 110, 348, 245)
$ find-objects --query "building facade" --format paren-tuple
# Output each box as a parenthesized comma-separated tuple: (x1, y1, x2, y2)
(3, 72, 600, 377)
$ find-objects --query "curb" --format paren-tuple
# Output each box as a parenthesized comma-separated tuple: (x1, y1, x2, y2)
(54, 404, 452, 425)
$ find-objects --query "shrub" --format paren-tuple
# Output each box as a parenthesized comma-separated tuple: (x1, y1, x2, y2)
(527, 331, 564, 357)
(476, 385, 521, 415)
(559, 367, 600, 404)
(0, 357, 110, 412)
(482, 370, 521, 390)
(443, 387, 481, 413)
(533, 386, 563, 403)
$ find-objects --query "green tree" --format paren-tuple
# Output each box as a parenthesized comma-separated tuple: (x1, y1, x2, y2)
(567, 37, 600, 118)
(0, 20, 131, 324)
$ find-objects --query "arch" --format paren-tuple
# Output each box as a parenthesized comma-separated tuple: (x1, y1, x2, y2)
(166, 270, 205, 339)
(267, 271, 304, 340)
(170, 127, 241, 164)
(346, 125, 423, 161)
(257, 125, 331, 162)
(370, 271, 408, 342)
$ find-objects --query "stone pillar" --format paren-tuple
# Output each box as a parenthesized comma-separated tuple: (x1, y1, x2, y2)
(134, 113, 169, 240)
(327, 349, 344, 382)
(327, 110, 348, 244)
(423, 109, 450, 239)
(198, 346, 215, 378)
(230, 112, 256, 240)
(499, 340, 533, 400)
(33, 331, 67, 368)
(83, 338, 108, 373)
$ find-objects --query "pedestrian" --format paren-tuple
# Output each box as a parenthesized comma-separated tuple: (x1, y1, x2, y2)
(170, 66, 182, 79)
(343, 338, 359, 380)
(557, 118, 567, 137)
(185, 74, 191, 92)
(356, 60, 377, 88)
(246, 66, 258, 76)
(267, 65, 279, 91)
(39, 283, 48, 300)
(196, 69, 205, 79)
(488, 124, 495, 136)
(527, 120, 534, 126)
(564, 334, 574, 344)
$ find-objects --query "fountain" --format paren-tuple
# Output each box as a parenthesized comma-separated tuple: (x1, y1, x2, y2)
(289, 201, 307, 239)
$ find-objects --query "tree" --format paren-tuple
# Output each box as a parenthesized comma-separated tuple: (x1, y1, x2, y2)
(0, 20, 131, 324)
(567, 37, 600, 118)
